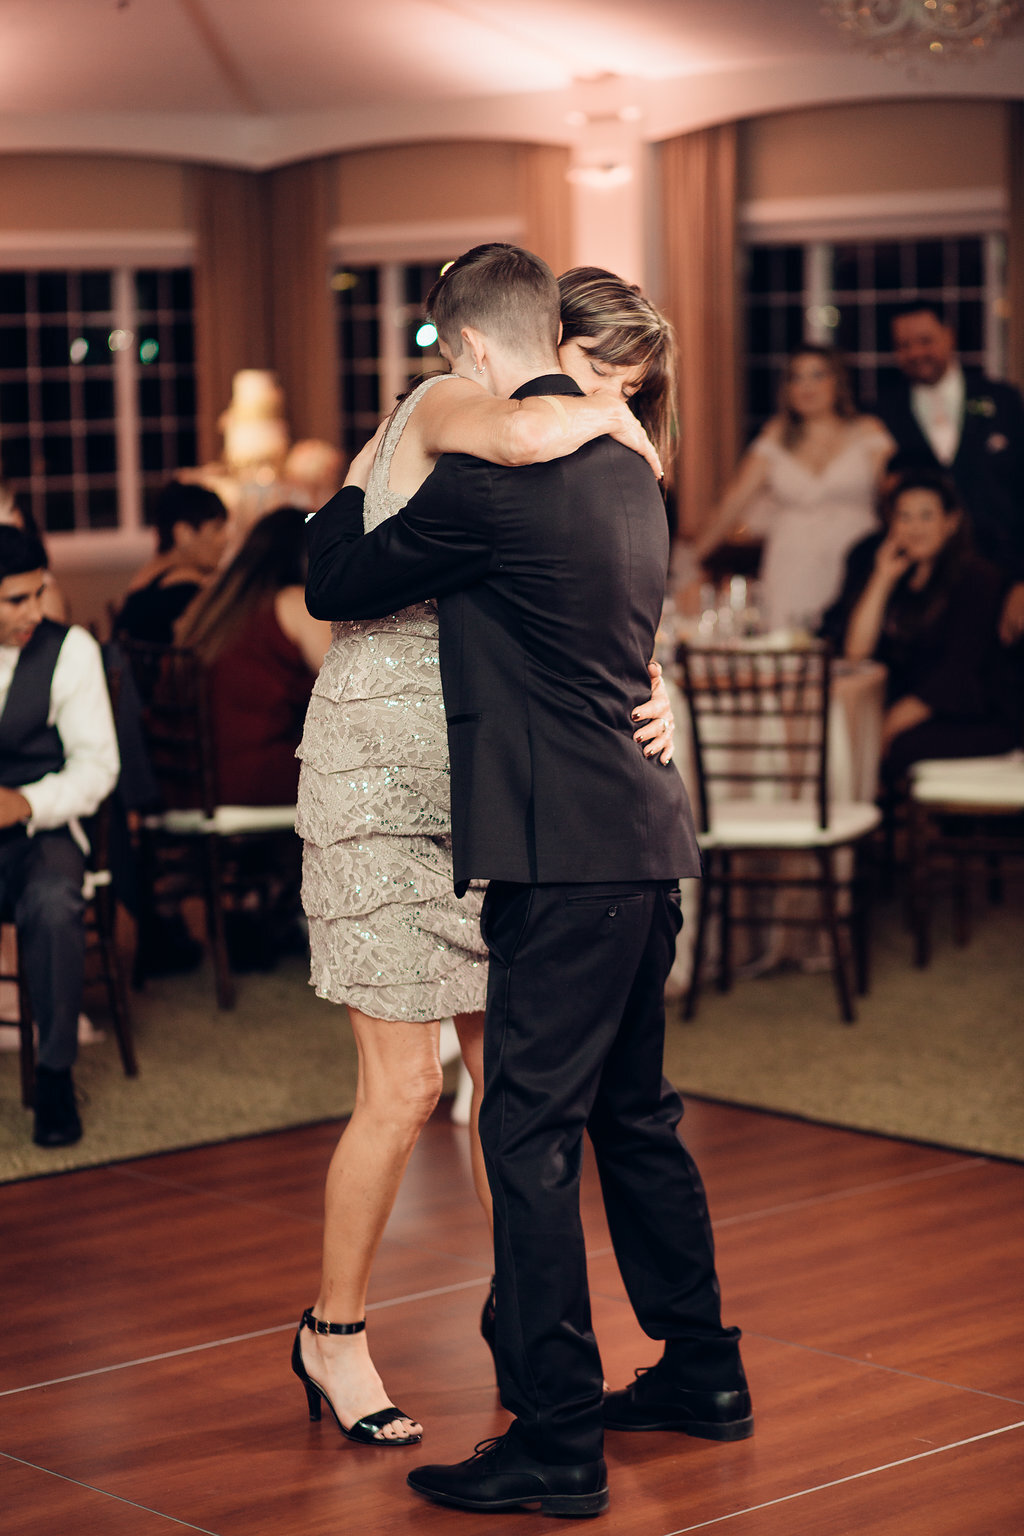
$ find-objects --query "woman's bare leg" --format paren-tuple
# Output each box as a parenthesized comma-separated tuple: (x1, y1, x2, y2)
(453, 1009, 491, 1229)
(301, 1006, 443, 1441)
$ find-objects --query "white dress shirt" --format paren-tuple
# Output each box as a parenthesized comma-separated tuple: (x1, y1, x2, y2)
(910, 362, 965, 467)
(0, 625, 120, 843)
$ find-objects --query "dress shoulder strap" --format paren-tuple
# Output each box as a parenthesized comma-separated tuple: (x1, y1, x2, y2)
(374, 373, 461, 483)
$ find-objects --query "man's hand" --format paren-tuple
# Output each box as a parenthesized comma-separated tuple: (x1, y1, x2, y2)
(0, 786, 32, 830)
(999, 581, 1024, 646)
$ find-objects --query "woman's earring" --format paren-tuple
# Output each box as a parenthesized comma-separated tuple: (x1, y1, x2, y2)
(473, 360, 486, 375)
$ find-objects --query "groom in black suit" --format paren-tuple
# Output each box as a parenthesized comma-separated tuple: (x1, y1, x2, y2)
(306, 244, 749, 1517)
(878, 303, 1024, 647)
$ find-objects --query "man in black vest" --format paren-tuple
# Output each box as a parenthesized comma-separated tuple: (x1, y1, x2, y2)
(306, 245, 749, 1517)
(878, 303, 1024, 646)
(0, 527, 120, 1145)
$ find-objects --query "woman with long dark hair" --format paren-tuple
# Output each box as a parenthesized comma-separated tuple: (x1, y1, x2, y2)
(844, 470, 1018, 778)
(177, 506, 331, 804)
(291, 262, 680, 1449)
(692, 345, 893, 632)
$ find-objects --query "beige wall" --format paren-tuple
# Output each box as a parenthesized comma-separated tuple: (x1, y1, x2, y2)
(333, 141, 522, 225)
(739, 99, 1009, 201)
(0, 154, 190, 231)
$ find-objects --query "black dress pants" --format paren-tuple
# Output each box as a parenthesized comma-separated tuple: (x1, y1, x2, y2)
(478, 879, 741, 1466)
(0, 828, 86, 1072)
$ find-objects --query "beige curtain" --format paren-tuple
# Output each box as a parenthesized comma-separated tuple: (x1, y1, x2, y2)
(1008, 102, 1024, 391)
(266, 159, 340, 447)
(658, 124, 740, 538)
(519, 144, 573, 277)
(190, 166, 272, 463)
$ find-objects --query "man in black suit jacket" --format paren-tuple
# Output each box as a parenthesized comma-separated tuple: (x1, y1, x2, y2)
(306, 245, 748, 1517)
(878, 304, 1024, 646)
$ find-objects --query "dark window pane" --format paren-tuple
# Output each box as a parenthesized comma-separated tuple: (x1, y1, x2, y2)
(139, 376, 163, 417)
(914, 241, 944, 290)
(746, 247, 775, 296)
(0, 380, 30, 424)
(958, 300, 984, 353)
(0, 273, 27, 314)
(39, 325, 71, 366)
(747, 365, 776, 419)
(85, 432, 116, 473)
(171, 321, 194, 362)
(37, 273, 68, 313)
(43, 490, 76, 531)
(141, 430, 168, 471)
(43, 434, 74, 474)
(957, 238, 984, 288)
(81, 327, 112, 365)
(135, 270, 159, 312)
(174, 374, 195, 416)
(2, 326, 29, 368)
(836, 305, 860, 353)
(83, 377, 115, 420)
(832, 245, 859, 293)
(746, 303, 772, 354)
(40, 379, 71, 421)
(780, 246, 803, 292)
(176, 428, 197, 467)
(785, 303, 806, 351)
(874, 244, 902, 291)
(80, 271, 112, 313)
(86, 487, 119, 528)
(1, 435, 31, 478)
(170, 269, 193, 309)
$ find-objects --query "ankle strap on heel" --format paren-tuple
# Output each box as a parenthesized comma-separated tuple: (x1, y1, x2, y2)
(301, 1307, 366, 1336)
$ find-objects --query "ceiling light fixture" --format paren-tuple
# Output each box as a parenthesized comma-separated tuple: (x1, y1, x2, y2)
(823, 0, 1022, 60)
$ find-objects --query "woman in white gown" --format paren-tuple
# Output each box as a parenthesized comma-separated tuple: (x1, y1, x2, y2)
(292, 260, 679, 1446)
(693, 346, 894, 633)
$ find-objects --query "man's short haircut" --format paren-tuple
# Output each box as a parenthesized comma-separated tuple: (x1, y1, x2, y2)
(153, 481, 227, 554)
(426, 243, 561, 360)
(0, 525, 48, 584)
(891, 301, 950, 329)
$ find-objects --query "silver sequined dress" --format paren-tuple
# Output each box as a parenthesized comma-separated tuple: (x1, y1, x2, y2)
(296, 375, 488, 1020)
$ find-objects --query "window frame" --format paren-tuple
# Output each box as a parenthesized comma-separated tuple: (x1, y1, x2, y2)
(0, 232, 196, 559)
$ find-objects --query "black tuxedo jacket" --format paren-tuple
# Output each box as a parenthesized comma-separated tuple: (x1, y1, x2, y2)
(306, 373, 701, 893)
(877, 367, 1024, 582)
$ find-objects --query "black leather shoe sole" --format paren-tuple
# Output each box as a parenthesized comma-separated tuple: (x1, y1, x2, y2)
(603, 1407, 753, 1441)
(407, 1474, 609, 1517)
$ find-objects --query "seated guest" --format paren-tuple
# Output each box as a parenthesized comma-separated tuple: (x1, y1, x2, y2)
(0, 480, 68, 622)
(116, 481, 228, 642)
(0, 526, 119, 1146)
(843, 471, 1018, 780)
(175, 506, 331, 805)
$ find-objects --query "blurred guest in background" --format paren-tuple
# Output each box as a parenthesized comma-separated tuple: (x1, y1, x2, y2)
(0, 481, 68, 623)
(690, 346, 892, 633)
(879, 304, 1024, 646)
(281, 439, 347, 512)
(0, 526, 119, 1146)
(116, 481, 228, 643)
(176, 506, 330, 807)
(843, 471, 1018, 780)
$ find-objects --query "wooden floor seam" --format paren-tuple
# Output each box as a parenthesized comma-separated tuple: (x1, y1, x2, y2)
(0, 1452, 222, 1534)
(662, 1420, 1024, 1534)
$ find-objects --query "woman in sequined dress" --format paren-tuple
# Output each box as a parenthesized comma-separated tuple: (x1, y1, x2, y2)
(293, 264, 679, 1446)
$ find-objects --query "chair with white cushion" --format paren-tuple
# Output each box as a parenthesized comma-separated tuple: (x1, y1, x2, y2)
(678, 641, 881, 1023)
(907, 752, 1024, 967)
(122, 640, 298, 1010)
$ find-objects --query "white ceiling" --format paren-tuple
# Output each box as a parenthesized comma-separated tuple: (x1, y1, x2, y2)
(1, 0, 1022, 166)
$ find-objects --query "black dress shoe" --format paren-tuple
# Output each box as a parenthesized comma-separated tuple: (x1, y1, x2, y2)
(33, 1066, 83, 1148)
(603, 1361, 753, 1441)
(408, 1432, 609, 1517)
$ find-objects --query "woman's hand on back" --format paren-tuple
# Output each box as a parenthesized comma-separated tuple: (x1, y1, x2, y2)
(343, 418, 390, 492)
(631, 660, 675, 764)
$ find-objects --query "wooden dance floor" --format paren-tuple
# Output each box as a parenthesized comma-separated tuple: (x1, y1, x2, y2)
(2, 1098, 1022, 1534)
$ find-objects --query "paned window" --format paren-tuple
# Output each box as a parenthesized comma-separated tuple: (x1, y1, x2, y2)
(743, 235, 1005, 441)
(334, 261, 446, 456)
(0, 265, 197, 532)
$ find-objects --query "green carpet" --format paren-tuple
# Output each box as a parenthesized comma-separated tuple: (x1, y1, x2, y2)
(1, 884, 1021, 1183)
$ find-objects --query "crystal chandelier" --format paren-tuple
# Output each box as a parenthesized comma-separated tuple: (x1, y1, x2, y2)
(824, 0, 1022, 60)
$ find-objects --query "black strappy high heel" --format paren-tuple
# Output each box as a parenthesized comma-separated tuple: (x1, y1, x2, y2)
(291, 1308, 422, 1447)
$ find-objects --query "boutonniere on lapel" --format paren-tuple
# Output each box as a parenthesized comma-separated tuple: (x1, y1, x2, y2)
(965, 396, 996, 417)
(985, 432, 1009, 454)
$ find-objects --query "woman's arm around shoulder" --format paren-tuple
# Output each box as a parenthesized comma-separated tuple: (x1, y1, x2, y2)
(275, 586, 333, 674)
(412, 374, 662, 476)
